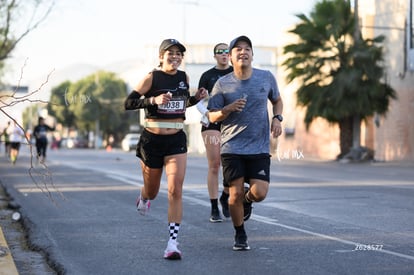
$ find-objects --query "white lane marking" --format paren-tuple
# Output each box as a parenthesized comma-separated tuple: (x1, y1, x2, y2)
(251, 213, 414, 261)
(57, 161, 414, 262)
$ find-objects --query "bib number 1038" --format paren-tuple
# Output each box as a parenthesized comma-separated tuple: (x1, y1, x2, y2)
(158, 97, 186, 114)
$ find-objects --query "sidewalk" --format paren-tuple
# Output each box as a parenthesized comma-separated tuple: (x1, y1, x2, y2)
(0, 186, 19, 275)
(0, 154, 56, 275)
(0, 228, 18, 275)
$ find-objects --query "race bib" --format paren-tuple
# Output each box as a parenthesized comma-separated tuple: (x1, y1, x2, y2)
(158, 96, 186, 114)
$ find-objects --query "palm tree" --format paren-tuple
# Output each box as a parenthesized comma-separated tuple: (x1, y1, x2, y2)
(282, 0, 396, 160)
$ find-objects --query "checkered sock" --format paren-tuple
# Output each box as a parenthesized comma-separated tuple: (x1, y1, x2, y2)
(169, 222, 180, 240)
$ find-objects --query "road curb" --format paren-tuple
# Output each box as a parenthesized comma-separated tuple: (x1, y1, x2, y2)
(0, 226, 19, 275)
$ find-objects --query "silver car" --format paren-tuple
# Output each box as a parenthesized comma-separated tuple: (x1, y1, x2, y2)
(121, 133, 140, 152)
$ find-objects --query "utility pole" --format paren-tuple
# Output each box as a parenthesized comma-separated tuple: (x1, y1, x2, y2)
(94, 73, 101, 150)
(171, 0, 198, 71)
(352, 0, 362, 150)
(177, 0, 199, 43)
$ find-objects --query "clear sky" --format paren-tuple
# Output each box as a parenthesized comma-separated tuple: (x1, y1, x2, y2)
(4, 0, 317, 84)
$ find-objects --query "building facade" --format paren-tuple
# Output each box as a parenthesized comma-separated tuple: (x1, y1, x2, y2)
(275, 0, 414, 162)
(365, 0, 414, 161)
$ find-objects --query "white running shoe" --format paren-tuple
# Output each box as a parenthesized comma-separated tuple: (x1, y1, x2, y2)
(136, 194, 150, 215)
(164, 239, 182, 260)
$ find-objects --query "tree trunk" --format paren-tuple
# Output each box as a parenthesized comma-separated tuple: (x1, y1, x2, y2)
(352, 0, 361, 150)
(352, 115, 361, 149)
(338, 117, 353, 159)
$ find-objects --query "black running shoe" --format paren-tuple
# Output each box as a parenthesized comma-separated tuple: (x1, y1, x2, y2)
(209, 208, 223, 223)
(243, 187, 253, 221)
(233, 234, 250, 251)
(219, 194, 230, 218)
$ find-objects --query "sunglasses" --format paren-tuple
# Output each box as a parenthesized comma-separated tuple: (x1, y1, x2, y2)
(215, 49, 229, 55)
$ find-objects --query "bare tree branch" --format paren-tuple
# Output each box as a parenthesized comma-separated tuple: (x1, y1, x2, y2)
(1, 61, 64, 204)
(0, 0, 55, 61)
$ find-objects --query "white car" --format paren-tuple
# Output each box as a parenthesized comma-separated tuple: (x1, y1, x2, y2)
(121, 133, 140, 152)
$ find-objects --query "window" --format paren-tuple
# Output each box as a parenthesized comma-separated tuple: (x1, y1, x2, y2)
(411, 0, 414, 48)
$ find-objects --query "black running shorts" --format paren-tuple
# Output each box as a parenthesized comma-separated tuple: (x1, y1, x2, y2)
(10, 142, 21, 150)
(136, 129, 187, 168)
(221, 153, 271, 187)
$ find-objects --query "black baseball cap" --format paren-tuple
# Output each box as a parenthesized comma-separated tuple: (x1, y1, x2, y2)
(229, 35, 252, 51)
(159, 39, 186, 54)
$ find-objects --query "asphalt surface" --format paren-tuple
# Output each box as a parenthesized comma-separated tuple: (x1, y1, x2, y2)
(0, 147, 414, 275)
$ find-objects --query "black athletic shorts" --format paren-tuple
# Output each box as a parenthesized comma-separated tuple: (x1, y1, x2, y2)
(10, 142, 21, 150)
(136, 129, 187, 168)
(201, 122, 221, 132)
(221, 153, 271, 187)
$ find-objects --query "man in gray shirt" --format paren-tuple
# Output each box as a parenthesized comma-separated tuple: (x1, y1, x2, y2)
(207, 35, 283, 251)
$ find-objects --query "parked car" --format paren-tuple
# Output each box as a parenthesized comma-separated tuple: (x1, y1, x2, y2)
(60, 137, 89, 149)
(121, 133, 140, 152)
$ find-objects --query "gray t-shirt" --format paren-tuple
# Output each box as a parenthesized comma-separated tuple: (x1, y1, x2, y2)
(208, 68, 280, 155)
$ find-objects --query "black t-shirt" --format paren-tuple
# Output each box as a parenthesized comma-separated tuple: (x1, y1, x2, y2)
(198, 66, 233, 93)
(34, 124, 54, 141)
(197, 66, 233, 131)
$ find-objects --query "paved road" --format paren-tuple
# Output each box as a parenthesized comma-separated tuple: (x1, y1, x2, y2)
(1, 148, 414, 274)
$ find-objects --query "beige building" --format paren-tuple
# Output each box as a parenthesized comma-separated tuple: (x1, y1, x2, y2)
(366, 0, 414, 161)
(275, 0, 414, 161)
